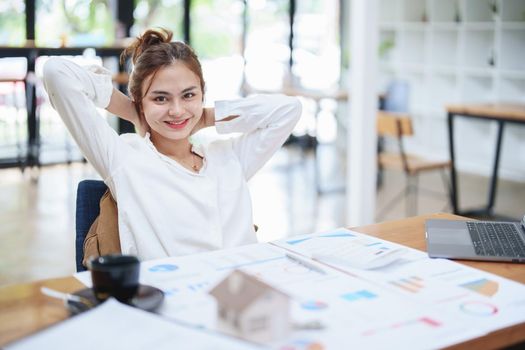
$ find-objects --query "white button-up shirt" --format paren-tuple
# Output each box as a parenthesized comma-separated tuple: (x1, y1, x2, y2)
(43, 58, 301, 261)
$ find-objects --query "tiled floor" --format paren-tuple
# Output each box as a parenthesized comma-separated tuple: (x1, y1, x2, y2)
(1, 143, 524, 287)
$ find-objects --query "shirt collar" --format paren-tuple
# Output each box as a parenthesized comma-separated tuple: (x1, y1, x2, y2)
(143, 132, 205, 158)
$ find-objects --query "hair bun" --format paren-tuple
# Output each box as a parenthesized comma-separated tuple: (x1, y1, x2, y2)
(121, 28, 173, 65)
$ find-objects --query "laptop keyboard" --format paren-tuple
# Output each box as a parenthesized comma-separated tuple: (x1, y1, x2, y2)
(467, 222, 525, 257)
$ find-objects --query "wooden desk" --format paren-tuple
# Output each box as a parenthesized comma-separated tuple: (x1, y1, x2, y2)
(1, 213, 523, 348)
(446, 103, 525, 219)
(353, 212, 525, 350)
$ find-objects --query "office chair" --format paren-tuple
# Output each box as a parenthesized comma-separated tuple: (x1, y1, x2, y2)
(75, 180, 108, 272)
(378, 80, 411, 187)
(376, 111, 451, 219)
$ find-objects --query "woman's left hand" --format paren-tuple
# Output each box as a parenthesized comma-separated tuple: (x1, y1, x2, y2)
(190, 108, 215, 135)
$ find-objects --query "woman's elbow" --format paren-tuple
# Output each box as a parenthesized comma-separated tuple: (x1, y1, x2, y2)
(292, 97, 302, 115)
(42, 57, 69, 91)
(287, 96, 302, 124)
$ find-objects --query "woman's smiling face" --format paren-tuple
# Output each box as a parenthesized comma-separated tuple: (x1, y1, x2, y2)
(141, 61, 204, 141)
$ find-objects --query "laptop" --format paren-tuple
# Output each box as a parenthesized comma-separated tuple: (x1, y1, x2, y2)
(425, 215, 525, 263)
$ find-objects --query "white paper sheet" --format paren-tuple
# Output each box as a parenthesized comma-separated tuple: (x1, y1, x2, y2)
(271, 227, 428, 271)
(74, 270, 92, 287)
(66, 230, 525, 349)
(272, 228, 525, 344)
(6, 299, 265, 350)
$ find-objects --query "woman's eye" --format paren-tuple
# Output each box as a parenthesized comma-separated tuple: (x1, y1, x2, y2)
(184, 92, 195, 99)
(154, 96, 167, 102)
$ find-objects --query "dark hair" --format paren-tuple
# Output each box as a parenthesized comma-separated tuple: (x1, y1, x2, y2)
(120, 28, 205, 117)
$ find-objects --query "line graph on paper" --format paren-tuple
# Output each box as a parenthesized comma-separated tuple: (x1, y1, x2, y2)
(242, 256, 328, 285)
(361, 317, 442, 337)
(286, 234, 399, 267)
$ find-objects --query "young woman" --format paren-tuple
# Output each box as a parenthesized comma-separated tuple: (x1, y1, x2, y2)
(43, 28, 301, 261)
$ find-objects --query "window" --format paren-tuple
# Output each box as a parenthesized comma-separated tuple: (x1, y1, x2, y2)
(293, 0, 340, 90)
(191, 0, 243, 59)
(191, 0, 244, 102)
(0, 0, 26, 46)
(132, 0, 184, 40)
(244, 0, 290, 91)
(36, 0, 115, 47)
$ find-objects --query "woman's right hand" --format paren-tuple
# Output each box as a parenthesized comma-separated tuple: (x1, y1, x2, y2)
(107, 88, 149, 136)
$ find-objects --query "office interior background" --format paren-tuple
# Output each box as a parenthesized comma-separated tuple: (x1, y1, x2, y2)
(0, 0, 524, 286)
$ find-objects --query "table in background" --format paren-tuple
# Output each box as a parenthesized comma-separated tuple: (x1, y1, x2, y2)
(0, 212, 524, 349)
(0, 43, 131, 169)
(244, 83, 386, 195)
(244, 83, 350, 194)
(446, 103, 525, 220)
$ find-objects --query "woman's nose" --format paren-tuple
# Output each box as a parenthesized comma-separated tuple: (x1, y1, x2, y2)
(168, 100, 184, 116)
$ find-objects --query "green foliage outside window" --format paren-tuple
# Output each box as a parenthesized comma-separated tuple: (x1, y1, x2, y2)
(133, 0, 184, 40)
(191, 0, 243, 59)
(36, 0, 115, 47)
(0, 1, 26, 46)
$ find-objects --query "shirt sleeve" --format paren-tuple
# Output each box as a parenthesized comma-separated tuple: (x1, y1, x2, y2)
(43, 57, 130, 180)
(214, 94, 302, 180)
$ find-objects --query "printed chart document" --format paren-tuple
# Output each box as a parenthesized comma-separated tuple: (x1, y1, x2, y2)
(271, 227, 426, 270)
(272, 228, 525, 341)
(69, 232, 525, 349)
(75, 242, 483, 349)
(6, 299, 263, 350)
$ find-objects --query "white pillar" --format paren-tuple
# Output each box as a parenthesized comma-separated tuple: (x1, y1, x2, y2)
(346, 0, 378, 227)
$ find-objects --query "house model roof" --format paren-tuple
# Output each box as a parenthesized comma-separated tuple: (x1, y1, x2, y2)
(209, 269, 289, 313)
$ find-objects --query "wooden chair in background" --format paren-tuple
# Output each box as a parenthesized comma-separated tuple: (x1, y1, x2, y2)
(376, 111, 451, 218)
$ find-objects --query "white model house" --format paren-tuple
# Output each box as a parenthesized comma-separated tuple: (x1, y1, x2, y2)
(209, 269, 291, 344)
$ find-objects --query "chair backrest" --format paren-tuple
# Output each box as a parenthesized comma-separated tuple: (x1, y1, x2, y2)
(377, 111, 414, 173)
(377, 111, 413, 138)
(75, 180, 108, 272)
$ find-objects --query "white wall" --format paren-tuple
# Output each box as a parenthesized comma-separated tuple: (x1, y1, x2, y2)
(377, 0, 525, 182)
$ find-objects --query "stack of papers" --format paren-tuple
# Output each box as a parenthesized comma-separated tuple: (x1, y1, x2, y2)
(64, 229, 525, 349)
(6, 299, 263, 350)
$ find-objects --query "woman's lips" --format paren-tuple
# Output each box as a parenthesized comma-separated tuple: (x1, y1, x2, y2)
(164, 118, 189, 130)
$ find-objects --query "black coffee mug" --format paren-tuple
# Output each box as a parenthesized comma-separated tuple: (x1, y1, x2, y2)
(87, 254, 140, 303)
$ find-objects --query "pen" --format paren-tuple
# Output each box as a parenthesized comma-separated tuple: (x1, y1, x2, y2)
(285, 252, 326, 275)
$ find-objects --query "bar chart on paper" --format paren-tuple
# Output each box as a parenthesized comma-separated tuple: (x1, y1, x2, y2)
(388, 276, 425, 294)
(341, 290, 378, 302)
(300, 300, 328, 311)
(148, 264, 179, 272)
(459, 279, 499, 297)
